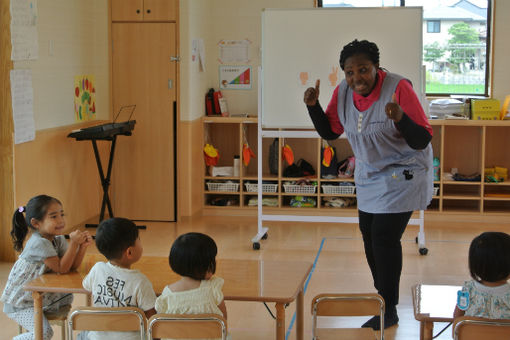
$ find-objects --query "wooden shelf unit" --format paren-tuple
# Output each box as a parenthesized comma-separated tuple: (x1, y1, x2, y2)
(202, 117, 510, 215)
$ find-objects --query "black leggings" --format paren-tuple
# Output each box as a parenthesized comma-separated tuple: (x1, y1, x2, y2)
(358, 209, 412, 309)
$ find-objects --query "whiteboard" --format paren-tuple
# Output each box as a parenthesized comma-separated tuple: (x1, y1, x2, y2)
(261, 7, 423, 128)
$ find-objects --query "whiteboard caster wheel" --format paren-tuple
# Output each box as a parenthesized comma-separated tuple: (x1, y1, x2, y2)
(253, 242, 260, 250)
(262, 232, 268, 240)
(419, 247, 428, 255)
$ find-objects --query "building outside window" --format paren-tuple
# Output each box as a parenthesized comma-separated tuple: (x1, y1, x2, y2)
(320, 0, 491, 96)
(427, 20, 441, 33)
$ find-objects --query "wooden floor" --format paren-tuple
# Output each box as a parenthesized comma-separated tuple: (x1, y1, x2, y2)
(1, 213, 509, 339)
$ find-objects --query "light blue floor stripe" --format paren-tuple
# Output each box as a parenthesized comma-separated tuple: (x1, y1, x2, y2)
(285, 237, 326, 340)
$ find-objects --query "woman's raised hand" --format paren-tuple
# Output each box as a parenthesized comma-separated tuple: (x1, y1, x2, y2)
(304, 79, 320, 106)
(385, 93, 403, 122)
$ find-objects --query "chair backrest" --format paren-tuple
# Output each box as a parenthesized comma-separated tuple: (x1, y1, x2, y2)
(453, 316, 510, 340)
(67, 306, 146, 340)
(311, 293, 385, 340)
(148, 313, 228, 339)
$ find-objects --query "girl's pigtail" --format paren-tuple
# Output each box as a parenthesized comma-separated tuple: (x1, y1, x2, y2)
(11, 206, 28, 252)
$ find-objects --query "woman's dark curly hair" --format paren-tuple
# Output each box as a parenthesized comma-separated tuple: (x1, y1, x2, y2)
(339, 39, 380, 70)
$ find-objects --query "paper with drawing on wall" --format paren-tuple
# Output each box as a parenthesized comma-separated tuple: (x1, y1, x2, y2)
(218, 39, 250, 64)
(74, 75, 96, 122)
(192, 38, 206, 71)
(10, 0, 38, 60)
(10, 69, 36, 144)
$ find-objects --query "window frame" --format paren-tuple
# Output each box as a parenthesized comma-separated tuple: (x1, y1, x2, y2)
(427, 20, 440, 33)
(316, 0, 493, 97)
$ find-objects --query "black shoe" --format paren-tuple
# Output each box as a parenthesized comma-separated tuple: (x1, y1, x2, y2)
(361, 312, 399, 330)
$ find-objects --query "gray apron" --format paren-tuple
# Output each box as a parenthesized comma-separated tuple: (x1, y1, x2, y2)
(337, 72, 433, 213)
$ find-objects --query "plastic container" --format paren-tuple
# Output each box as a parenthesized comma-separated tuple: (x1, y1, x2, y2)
(433, 157, 440, 181)
(233, 155, 240, 177)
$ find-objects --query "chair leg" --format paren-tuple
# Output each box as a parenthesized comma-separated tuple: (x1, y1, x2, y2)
(18, 324, 23, 334)
(61, 322, 66, 340)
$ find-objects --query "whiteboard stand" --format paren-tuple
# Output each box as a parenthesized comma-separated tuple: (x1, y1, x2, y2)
(251, 68, 428, 255)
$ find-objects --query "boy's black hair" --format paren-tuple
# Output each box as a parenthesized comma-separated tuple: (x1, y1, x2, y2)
(95, 217, 139, 260)
(469, 231, 510, 282)
(339, 39, 380, 70)
(169, 232, 217, 280)
(11, 195, 61, 252)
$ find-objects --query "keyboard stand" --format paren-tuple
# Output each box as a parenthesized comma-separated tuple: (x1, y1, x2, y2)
(84, 135, 146, 230)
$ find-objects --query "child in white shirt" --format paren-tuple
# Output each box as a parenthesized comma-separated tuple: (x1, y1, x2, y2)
(81, 217, 156, 340)
(155, 232, 227, 339)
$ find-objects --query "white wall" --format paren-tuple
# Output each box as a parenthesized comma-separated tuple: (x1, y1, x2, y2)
(181, 0, 509, 122)
(180, 0, 313, 122)
(179, 0, 213, 122)
(14, 0, 109, 130)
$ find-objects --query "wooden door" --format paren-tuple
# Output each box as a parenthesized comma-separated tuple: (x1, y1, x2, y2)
(111, 0, 144, 21)
(143, 0, 177, 21)
(112, 23, 176, 221)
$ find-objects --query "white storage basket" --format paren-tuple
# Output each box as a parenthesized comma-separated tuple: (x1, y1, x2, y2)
(245, 183, 278, 193)
(206, 182, 239, 192)
(283, 184, 317, 194)
(321, 185, 356, 195)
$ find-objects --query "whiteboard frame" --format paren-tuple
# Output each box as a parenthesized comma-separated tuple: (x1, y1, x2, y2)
(254, 7, 427, 250)
(261, 7, 424, 129)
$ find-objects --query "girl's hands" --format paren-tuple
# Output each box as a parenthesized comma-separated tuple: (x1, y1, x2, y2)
(385, 93, 403, 122)
(68, 230, 93, 247)
(80, 231, 94, 248)
(304, 79, 320, 106)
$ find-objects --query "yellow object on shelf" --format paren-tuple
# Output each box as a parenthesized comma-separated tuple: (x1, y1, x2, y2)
(484, 167, 495, 177)
(471, 99, 500, 120)
(495, 166, 508, 181)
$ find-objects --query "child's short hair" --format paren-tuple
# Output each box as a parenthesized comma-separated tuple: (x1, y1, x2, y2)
(95, 217, 139, 260)
(169, 232, 217, 280)
(469, 231, 510, 282)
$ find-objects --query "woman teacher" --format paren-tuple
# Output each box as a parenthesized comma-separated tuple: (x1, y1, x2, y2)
(304, 39, 433, 330)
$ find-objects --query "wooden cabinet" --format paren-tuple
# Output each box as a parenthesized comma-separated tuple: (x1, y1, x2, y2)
(111, 0, 177, 22)
(202, 118, 510, 216)
(433, 120, 510, 214)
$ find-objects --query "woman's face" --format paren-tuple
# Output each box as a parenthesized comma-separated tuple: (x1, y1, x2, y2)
(343, 53, 379, 96)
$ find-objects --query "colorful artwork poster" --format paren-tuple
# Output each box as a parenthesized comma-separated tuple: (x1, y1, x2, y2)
(74, 75, 96, 122)
(219, 66, 251, 90)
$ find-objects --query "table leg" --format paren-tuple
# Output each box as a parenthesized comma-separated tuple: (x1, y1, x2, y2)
(296, 289, 304, 340)
(33, 291, 43, 340)
(276, 302, 285, 340)
(420, 321, 433, 340)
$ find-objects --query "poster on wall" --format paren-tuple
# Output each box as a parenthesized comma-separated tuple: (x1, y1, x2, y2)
(10, 69, 35, 144)
(10, 0, 39, 60)
(74, 75, 96, 122)
(219, 66, 251, 90)
(217, 39, 250, 64)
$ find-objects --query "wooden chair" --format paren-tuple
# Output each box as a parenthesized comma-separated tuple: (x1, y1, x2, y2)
(453, 316, 510, 340)
(147, 313, 228, 339)
(67, 306, 146, 340)
(311, 293, 385, 340)
(19, 304, 72, 340)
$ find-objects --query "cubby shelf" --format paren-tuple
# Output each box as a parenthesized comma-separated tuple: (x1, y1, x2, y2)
(202, 117, 510, 215)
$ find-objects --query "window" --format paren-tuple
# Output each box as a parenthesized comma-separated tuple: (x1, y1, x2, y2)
(427, 20, 440, 33)
(319, 0, 492, 96)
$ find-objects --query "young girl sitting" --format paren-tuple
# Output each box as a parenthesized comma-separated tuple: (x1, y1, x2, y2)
(155, 232, 228, 333)
(1, 195, 93, 340)
(454, 231, 510, 319)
